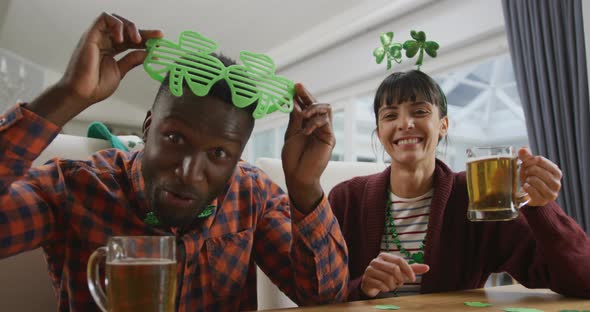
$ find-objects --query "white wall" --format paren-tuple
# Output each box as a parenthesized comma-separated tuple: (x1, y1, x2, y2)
(275, 0, 506, 101)
(61, 120, 142, 137)
(44, 66, 145, 135)
(252, 0, 508, 133)
(20, 0, 511, 140)
(248, 0, 511, 165)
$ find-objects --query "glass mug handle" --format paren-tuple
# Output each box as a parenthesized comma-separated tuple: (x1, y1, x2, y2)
(516, 159, 530, 208)
(87, 247, 108, 312)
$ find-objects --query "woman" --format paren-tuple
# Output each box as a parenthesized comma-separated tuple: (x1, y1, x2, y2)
(328, 70, 590, 300)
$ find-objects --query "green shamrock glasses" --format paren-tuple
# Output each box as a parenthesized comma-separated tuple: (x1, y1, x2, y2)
(144, 31, 295, 119)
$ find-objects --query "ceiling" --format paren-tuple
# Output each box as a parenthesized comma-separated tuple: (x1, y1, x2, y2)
(0, 0, 373, 120)
(2, 0, 537, 170)
(1, 0, 514, 133)
(1, 0, 367, 69)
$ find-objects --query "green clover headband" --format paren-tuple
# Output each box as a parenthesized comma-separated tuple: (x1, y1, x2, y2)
(373, 30, 439, 71)
(373, 30, 447, 115)
(144, 31, 295, 119)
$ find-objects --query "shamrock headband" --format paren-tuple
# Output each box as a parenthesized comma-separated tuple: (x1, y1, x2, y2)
(373, 30, 439, 70)
(373, 30, 447, 115)
(143, 31, 295, 119)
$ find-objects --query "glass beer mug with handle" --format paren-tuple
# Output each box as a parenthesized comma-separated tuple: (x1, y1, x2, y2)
(87, 236, 177, 312)
(466, 146, 530, 222)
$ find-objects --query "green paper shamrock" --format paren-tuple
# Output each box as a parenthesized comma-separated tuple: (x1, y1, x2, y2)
(225, 51, 294, 119)
(402, 30, 440, 70)
(374, 305, 401, 310)
(144, 31, 225, 97)
(410, 252, 424, 264)
(373, 32, 403, 70)
(464, 301, 493, 307)
(197, 204, 216, 218)
(143, 212, 160, 226)
(503, 308, 544, 312)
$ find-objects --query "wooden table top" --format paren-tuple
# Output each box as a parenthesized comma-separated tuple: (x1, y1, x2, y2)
(266, 284, 590, 311)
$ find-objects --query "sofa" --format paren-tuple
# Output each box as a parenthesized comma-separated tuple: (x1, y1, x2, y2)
(253, 157, 386, 309)
(0, 134, 387, 311)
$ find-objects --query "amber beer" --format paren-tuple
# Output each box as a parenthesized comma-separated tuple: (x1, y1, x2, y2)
(466, 154, 520, 221)
(106, 258, 177, 312)
(88, 236, 176, 312)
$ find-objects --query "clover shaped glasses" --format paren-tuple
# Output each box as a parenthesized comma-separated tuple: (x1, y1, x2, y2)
(144, 31, 295, 119)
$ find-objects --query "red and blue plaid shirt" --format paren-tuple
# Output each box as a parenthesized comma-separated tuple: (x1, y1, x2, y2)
(0, 105, 349, 311)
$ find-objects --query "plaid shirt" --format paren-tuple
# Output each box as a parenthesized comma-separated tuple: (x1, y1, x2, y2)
(0, 105, 349, 311)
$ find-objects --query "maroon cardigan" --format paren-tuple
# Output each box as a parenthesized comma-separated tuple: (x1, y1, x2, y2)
(328, 159, 590, 300)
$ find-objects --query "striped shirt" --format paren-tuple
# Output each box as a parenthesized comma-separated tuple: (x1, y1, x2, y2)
(380, 189, 432, 296)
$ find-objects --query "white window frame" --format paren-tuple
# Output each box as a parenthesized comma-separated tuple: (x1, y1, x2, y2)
(246, 31, 511, 164)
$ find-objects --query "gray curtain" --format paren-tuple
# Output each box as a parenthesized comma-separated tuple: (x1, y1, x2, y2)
(502, 0, 590, 234)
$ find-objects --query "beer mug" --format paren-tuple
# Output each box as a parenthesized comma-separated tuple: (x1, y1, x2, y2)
(466, 146, 529, 221)
(87, 236, 177, 312)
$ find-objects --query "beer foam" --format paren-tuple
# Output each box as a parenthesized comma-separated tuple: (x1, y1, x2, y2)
(107, 258, 176, 265)
(466, 155, 515, 164)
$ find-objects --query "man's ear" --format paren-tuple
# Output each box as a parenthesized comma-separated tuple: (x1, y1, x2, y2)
(142, 110, 152, 141)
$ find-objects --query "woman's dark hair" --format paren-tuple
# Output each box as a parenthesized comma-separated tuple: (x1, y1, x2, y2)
(372, 70, 447, 125)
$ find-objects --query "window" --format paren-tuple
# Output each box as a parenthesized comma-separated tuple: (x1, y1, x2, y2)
(0, 48, 44, 111)
(251, 129, 275, 160)
(243, 124, 287, 161)
(246, 54, 528, 173)
(332, 111, 345, 161)
(434, 54, 529, 171)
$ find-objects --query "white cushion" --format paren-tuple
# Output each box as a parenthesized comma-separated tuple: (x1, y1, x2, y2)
(254, 157, 386, 194)
(32, 134, 111, 167)
(253, 157, 386, 310)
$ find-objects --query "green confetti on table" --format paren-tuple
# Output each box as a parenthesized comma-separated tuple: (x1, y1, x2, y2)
(464, 301, 493, 307)
(375, 305, 401, 310)
(503, 308, 544, 312)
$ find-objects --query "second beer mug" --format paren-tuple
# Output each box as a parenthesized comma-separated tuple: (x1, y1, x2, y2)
(87, 236, 177, 312)
(466, 146, 529, 222)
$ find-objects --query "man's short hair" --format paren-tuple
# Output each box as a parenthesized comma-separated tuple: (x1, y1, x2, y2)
(153, 53, 257, 118)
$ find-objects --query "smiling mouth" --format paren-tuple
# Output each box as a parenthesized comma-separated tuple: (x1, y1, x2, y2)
(394, 138, 423, 145)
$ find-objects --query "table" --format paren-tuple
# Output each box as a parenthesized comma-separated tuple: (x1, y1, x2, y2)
(267, 284, 590, 311)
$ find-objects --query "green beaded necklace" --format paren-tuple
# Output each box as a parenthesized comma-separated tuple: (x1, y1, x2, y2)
(143, 204, 216, 226)
(384, 190, 426, 264)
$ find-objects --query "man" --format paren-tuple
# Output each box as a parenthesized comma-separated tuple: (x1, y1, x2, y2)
(0, 13, 348, 311)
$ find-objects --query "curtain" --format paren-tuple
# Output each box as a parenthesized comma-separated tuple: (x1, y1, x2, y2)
(502, 0, 590, 233)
